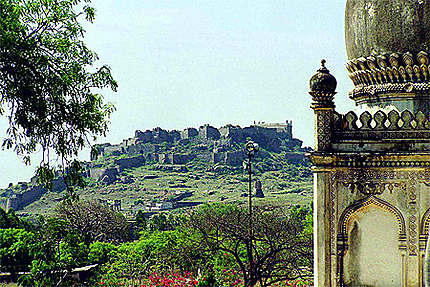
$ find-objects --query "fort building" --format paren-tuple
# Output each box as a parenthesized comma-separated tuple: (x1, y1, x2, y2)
(309, 1, 430, 286)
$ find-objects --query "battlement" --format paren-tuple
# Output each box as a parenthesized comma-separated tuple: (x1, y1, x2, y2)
(99, 121, 296, 158)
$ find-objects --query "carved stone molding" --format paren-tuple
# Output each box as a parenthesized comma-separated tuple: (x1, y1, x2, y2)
(332, 169, 430, 182)
(342, 182, 407, 195)
(315, 110, 332, 151)
(409, 215, 418, 256)
(346, 51, 430, 87)
(333, 109, 430, 142)
(333, 160, 430, 168)
(329, 172, 337, 255)
(420, 208, 430, 235)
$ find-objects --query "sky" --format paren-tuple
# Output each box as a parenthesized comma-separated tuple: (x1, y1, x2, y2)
(0, 0, 355, 188)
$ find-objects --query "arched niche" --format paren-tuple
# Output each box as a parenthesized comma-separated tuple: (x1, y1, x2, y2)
(339, 197, 405, 287)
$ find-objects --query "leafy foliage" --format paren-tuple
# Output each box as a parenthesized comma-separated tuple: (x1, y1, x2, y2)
(0, 202, 313, 287)
(55, 200, 132, 244)
(88, 241, 118, 265)
(189, 204, 313, 287)
(0, 208, 34, 230)
(147, 213, 186, 232)
(0, 0, 117, 185)
(0, 228, 35, 277)
(20, 217, 89, 287)
(95, 228, 205, 284)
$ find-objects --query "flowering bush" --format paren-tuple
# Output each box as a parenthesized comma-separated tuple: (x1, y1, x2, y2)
(271, 278, 313, 287)
(142, 272, 198, 287)
(97, 272, 312, 287)
(98, 272, 198, 287)
(217, 268, 243, 287)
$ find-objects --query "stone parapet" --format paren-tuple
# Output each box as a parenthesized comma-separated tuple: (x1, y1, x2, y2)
(326, 109, 430, 152)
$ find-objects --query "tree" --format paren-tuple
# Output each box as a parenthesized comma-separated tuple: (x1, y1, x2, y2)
(19, 217, 90, 287)
(189, 204, 313, 287)
(88, 241, 118, 265)
(147, 212, 185, 232)
(0, 207, 34, 231)
(0, 228, 35, 280)
(95, 228, 205, 284)
(135, 209, 148, 233)
(55, 200, 132, 244)
(0, 0, 117, 184)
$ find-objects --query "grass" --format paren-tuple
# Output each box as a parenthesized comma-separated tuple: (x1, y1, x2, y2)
(20, 165, 312, 217)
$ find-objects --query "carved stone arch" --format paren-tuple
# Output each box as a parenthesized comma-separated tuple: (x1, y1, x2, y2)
(421, 207, 430, 235)
(338, 196, 406, 238)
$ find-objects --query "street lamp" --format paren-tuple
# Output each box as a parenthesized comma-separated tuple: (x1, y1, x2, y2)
(245, 141, 259, 217)
(244, 140, 259, 276)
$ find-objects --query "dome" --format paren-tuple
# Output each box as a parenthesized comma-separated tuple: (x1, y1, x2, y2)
(309, 60, 337, 94)
(345, 0, 430, 60)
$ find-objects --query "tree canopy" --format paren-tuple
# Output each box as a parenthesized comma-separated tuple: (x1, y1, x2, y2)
(0, 0, 117, 182)
(189, 204, 313, 287)
(55, 200, 132, 244)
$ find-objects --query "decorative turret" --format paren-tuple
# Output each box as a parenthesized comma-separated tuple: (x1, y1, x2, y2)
(309, 60, 337, 151)
(309, 60, 337, 109)
(345, 0, 430, 113)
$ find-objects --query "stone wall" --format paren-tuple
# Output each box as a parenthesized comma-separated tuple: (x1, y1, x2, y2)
(89, 167, 119, 184)
(199, 125, 220, 140)
(153, 127, 170, 143)
(309, 94, 430, 286)
(180, 128, 198, 139)
(135, 130, 154, 143)
(167, 153, 196, 164)
(169, 130, 181, 142)
(212, 150, 245, 165)
(0, 177, 66, 211)
(104, 145, 125, 157)
(0, 121, 302, 211)
(126, 144, 157, 156)
(101, 122, 299, 160)
(114, 155, 145, 172)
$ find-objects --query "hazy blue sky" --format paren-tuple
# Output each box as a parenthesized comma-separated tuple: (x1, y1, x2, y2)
(0, 0, 355, 188)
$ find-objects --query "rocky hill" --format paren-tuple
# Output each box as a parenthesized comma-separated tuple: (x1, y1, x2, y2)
(0, 121, 313, 216)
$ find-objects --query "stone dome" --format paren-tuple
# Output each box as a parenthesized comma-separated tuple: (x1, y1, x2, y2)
(345, 0, 430, 60)
(309, 60, 337, 94)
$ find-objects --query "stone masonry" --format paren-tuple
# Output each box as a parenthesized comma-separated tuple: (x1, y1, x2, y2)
(309, 2, 430, 286)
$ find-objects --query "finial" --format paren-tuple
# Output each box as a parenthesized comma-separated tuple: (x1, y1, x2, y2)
(321, 59, 326, 68)
(318, 59, 330, 73)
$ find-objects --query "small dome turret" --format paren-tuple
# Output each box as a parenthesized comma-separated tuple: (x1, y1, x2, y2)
(309, 60, 337, 109)
(309, 60, 337, 94)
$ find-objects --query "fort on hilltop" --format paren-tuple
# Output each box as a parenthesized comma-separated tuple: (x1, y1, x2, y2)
(96, 121, 298, 160)
(0, 121, 306, 212)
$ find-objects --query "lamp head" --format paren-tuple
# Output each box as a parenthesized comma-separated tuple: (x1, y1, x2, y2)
(245, 141, 259, 155)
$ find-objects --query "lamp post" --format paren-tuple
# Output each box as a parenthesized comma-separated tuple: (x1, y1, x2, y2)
(245, 141, 259, 219)
(245, 140, 259, 281)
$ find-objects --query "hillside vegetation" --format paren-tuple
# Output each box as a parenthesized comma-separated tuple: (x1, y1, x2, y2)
(1, 122, 313, 217)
